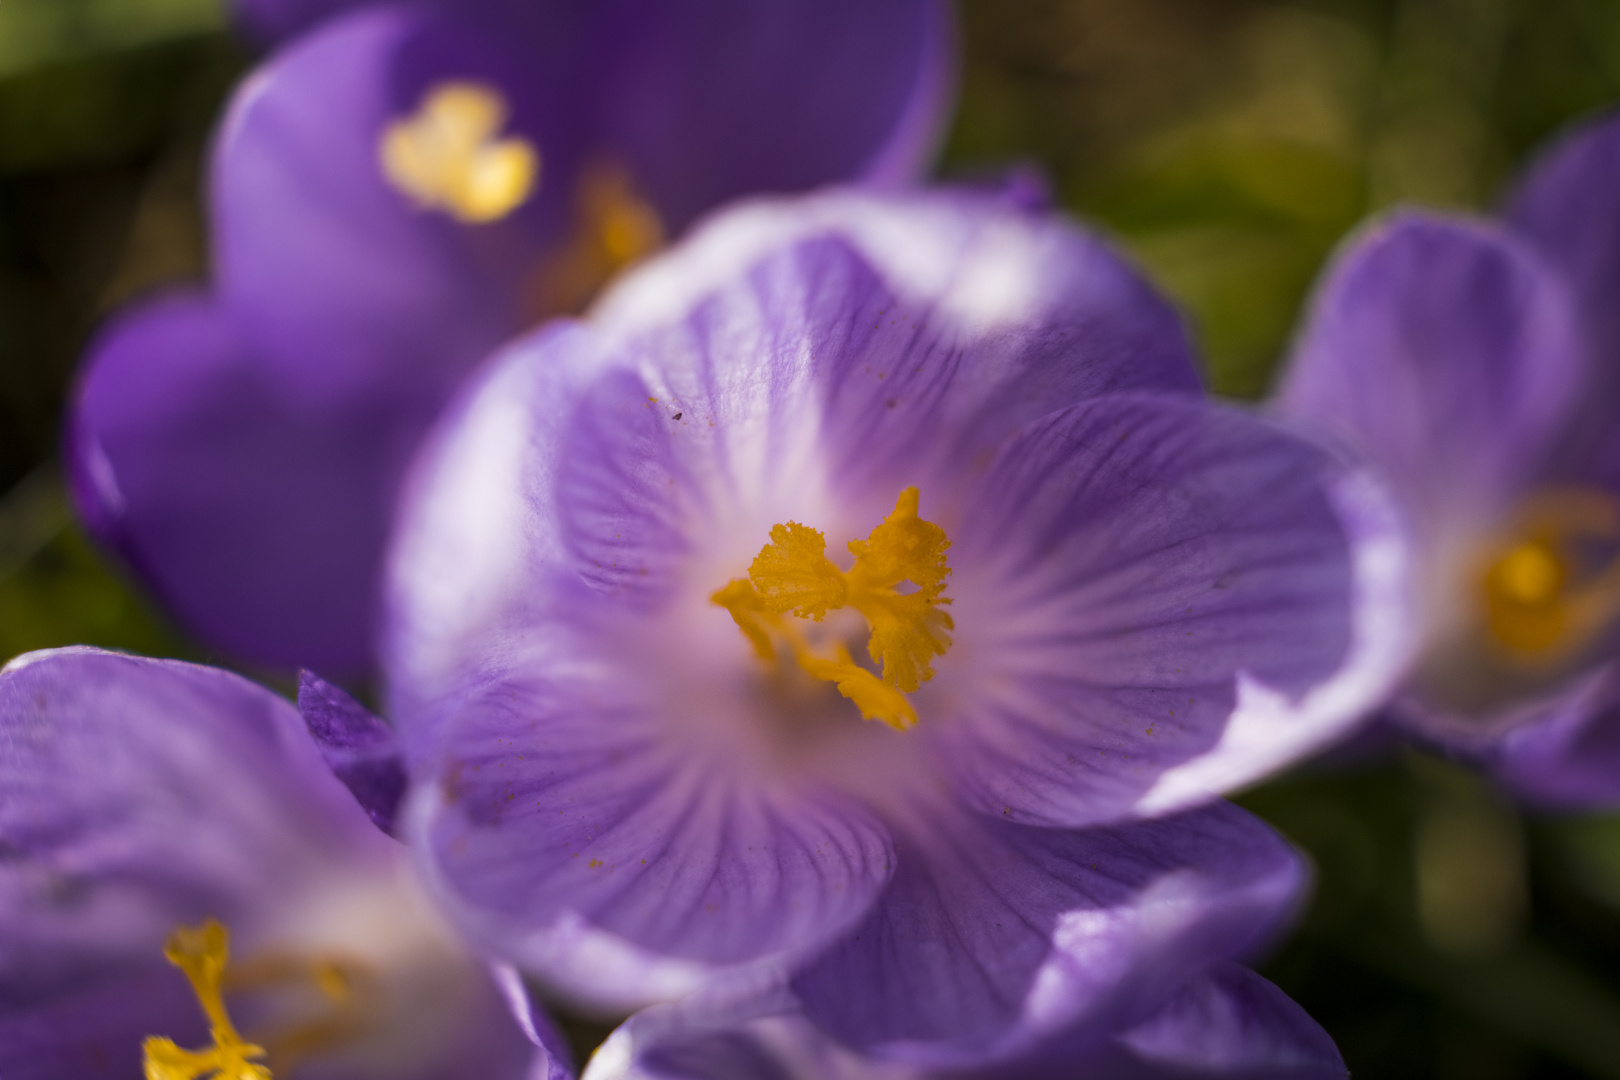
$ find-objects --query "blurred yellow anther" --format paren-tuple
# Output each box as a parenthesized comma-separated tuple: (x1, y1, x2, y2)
(143, 920, 272, 1080)
(530, 160, 666, 316)
(1480, 488, 1620, 663)
(381, 81, 539, 223)
(712, 487, 953, 730)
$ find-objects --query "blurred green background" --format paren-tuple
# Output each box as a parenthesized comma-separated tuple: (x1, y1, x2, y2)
(5, 0, 1620, 1075)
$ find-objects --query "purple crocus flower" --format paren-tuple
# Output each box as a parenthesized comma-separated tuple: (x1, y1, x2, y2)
(0, 647, 570, 1080)
(1275, 110, 1620, 808)
(68, 0, 951, 678)
(381, 187, 1409, 1071)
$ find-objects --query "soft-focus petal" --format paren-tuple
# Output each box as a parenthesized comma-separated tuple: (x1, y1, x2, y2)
(298, 670, 407, 834)
(1477, 662, 1620, 807)
(790, 802, 1305, 1069)
(1276, 211, 1584, 537)
(1507, 109, 1620, 467)
(68, 293, 402, 675)
(0, 648, 556, 1080)
(932, 393, 1410, 825)
(406, 663, 896, 1013)
(215, 6, 576, 407)
(0, 649, 388, 1074)
(587, 962, 1344, 1080)
(1095, 962, 1347, 1080)
(596, 0, 954, 230)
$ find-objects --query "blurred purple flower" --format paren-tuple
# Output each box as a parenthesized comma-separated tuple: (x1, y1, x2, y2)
(1275, 110, 1620, 808)
(68, 0, 952, 678)
(381, 187, 1407, 1071)
(0, 647, 570, 1080)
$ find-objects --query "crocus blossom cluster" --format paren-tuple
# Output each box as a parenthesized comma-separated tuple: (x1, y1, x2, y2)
(1276, 110, 1620, 808)
(380, 186, 1408, 1073)
(0, 648, 570, 1080)
(68, 0, 951, 677)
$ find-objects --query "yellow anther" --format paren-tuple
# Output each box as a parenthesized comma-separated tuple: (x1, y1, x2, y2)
(712, 488, 952, 730)
(530, 159, 666, 316)
(380, 81, 539, 224)
(1479, 487, 1620, 664)
(750, 522, 849, 620)
(143, 920, 272, 1080)
(1490, 542, 1563, 606)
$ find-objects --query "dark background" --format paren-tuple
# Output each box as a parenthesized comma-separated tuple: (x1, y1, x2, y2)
(6, 1, 1620, 1075)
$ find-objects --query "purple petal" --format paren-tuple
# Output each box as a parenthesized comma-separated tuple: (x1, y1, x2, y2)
(1098, 962, 1347, 1080)
(298, 670, 407, 834)
(790, 802, 1305, 1069)
(931, 393, 1411, 826)
(586, 964, 1343, 1080)
(214, 6, 575, 408)
(405, 666, 896, 1013)
(1474, 662, 1620, 808)
(68, 293, 401, 675)
(595, 0, 954, 231)
(1275, 211, 1584, 535)
(1507, 109, 1620, 468)
(0, 959, 208, 1080)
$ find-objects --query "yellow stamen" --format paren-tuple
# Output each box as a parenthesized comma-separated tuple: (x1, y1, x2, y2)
(1480, 487, 1620, 664)
(143, 921, 272, 1080)
(380, 82, 539, 224)
(712, 487, 953, 730)
(529, 159, 666, 317)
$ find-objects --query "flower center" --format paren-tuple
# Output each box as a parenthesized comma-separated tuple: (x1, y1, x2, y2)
(712, 487, 953, 730)
(380, 81, 539, 224)
(1478, 487, 1620, 664)
(143, 920, 375, 1079)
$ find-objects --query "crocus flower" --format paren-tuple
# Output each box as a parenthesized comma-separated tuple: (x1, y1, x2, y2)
(1275, 110, 1620, 807)
(68, 0, 951, 678)
(381, 186, 1408, 1071)
(586, 961, 1348, 1079)
(0, 647, 570, 1080)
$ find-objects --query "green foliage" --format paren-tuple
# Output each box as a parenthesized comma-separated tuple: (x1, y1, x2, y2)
(0, 0, 225, 80)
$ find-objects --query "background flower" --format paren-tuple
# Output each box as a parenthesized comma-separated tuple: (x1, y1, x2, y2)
(0, 647, 568, 1080)
(1274, 112, 1620, 811)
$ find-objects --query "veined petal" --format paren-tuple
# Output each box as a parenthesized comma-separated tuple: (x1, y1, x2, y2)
(932, 393, 1410, 825)
(68, 293, 402, 676)
(297, 670, 407, 834)
(790, 802, 1305, 1069)
(406, 667, 896, 1013)
(1276, 211, 1584, 535)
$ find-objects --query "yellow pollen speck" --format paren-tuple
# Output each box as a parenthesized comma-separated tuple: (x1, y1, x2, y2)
(143, 920, 272, 1080)
(380, 81, 539, 224)
(712, 487, 953, 730)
